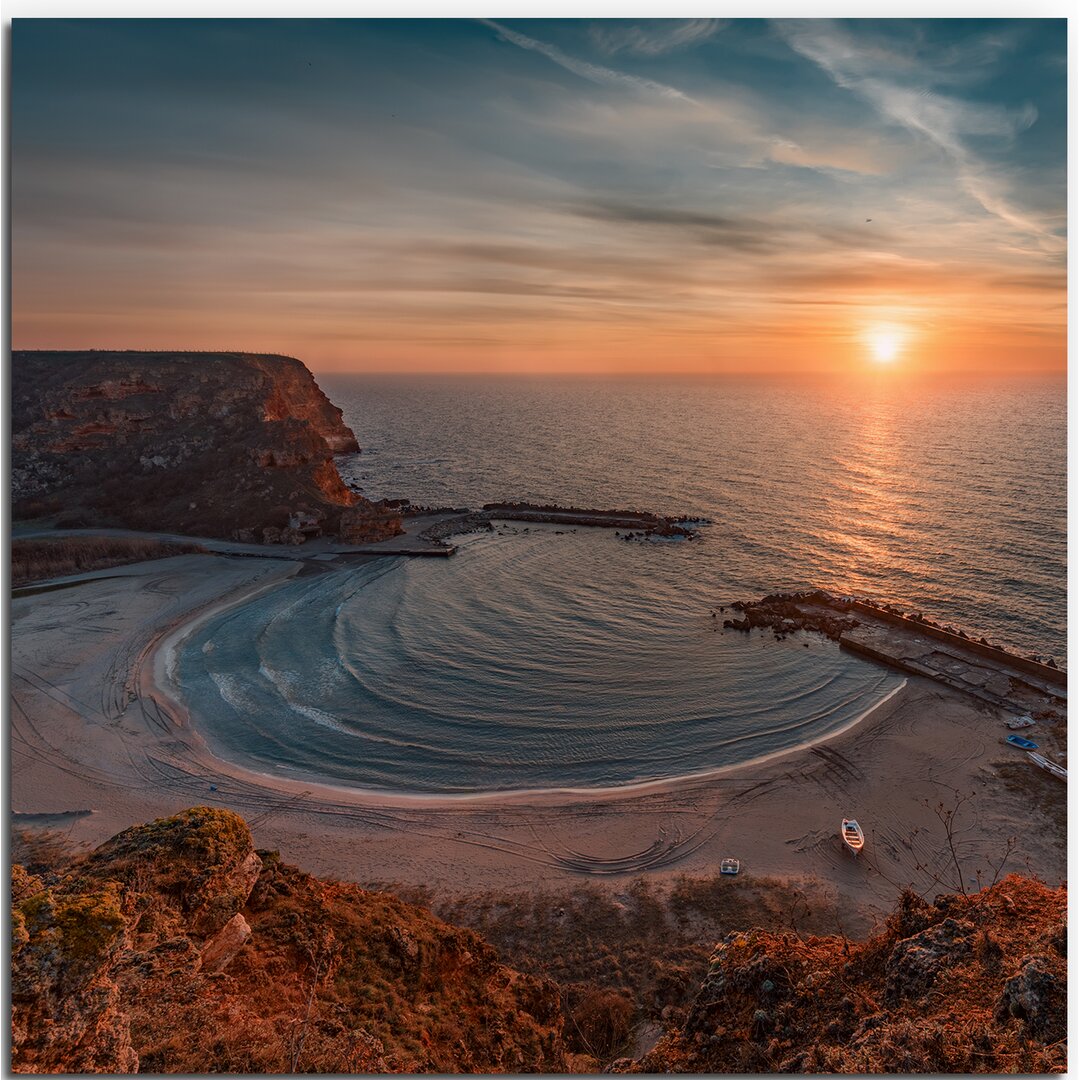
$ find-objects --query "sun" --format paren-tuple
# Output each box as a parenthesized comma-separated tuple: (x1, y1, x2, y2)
(871, 332, 900, 363)
(866, 325, 906, 365)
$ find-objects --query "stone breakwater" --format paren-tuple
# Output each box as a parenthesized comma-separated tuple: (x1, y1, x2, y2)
(722, 590, 1067, 757)
(402, 502, 707, 546)
(723, 589, 1064, 675)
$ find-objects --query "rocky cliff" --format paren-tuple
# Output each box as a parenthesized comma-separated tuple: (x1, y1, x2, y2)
(617, 876, 1066, 1074)
(11, 808, 570, 1074)
(11, 351, 401, 543)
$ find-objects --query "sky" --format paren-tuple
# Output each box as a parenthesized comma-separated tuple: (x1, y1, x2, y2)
(11, 18, 1068, 375)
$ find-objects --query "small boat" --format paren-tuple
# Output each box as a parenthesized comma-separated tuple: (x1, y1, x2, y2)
(1005, 734, 1039, 750)
(1006, 715, 1036, 730)
(1029, 752, 1067, 782)
(841, 818, 864, 855)
(720, 858, 740, 875)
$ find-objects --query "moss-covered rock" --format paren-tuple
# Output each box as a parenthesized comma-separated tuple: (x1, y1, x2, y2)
(11, 807, 572, 1074)
(82, 807, 261, 935)
(12, 874, 137, 1073)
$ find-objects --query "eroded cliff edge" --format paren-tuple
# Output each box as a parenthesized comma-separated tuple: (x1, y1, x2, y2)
(12, 350, 400, 542)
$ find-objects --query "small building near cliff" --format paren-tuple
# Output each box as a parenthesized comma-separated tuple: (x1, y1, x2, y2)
(288, 510, 322, 537)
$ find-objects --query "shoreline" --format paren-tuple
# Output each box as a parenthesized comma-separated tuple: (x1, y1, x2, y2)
(147, 558, 910, 806)
(139, 561, 907, 807)
(10, 548, 1066, 910)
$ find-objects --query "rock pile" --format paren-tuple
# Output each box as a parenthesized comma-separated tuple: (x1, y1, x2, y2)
(723, 591, 861, 639)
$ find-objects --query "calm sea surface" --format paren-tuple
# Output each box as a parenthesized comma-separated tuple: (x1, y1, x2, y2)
(179, 375, 1065, 794)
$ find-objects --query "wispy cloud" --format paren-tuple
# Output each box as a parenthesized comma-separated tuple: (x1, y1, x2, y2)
(589, 19, 725, 57)
(479, 19, 698, 105)
(11, 19, 1066, 372)
(573, 199, 776, 252)
(775, 20, 1061, 253)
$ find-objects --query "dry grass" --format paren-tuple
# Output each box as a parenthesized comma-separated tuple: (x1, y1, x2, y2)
(378, 871, 841, 1061)
(11, 828, 84, 881)
(12, 806, 1066, 1076)
(12, 536, 205, 586)
(626, 874, 1067, 1074)
(12, 809, 572, 1074)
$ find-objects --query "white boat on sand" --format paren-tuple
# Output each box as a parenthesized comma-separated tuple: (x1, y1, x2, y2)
(1006, 715, 1036, 730)
(841, 818, 865, 855)
(1028, 752, 1067, 782)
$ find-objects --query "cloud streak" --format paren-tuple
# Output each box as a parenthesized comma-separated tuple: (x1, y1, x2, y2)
(776, 20, 1061, 253)
(589, 19, 725, 57)
(479, 19, 698, 105)
(10, 19, 1067, 373)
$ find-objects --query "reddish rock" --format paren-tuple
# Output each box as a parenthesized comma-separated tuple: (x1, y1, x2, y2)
(339, 504, 405, 544)
(11, 351, 374, 540)
(198, 913, 252, 974)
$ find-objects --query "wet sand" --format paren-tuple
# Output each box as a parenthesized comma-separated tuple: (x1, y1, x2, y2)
(10, 551, 1066, 925)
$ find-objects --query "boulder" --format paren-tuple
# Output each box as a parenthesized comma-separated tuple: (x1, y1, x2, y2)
(996, 956, 1064, 1037)
(82, 807, 263, 936)
(884, 918, 975, 1004)
(198, 913, 251, 973)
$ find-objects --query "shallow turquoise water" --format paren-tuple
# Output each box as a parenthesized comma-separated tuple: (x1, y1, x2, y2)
(180, 529, 902, 793)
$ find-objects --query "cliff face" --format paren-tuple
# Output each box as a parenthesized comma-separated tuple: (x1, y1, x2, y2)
(11, 351, 401, 542)
(11, 808, 570, 1074)
(618, 876, 1066, 1075)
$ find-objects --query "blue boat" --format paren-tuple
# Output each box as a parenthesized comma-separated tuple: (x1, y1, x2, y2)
(1005, 734, 1039, 750)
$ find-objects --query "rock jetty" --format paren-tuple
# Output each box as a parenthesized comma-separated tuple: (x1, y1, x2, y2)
(483, 502, 704, 539)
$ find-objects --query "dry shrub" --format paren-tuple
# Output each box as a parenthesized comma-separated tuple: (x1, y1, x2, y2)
(625, 874, 1067, 1075)
(381, 872, 839, 1035)
(11, 828, 83, 879)
(12, 536, 205, 586)
(566, 985, 635, 1060)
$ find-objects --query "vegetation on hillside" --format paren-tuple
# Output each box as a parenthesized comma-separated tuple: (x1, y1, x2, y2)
(10, 809, 571, 1074)
(387, 873, 844, 1061)
(620, 874, 1066, 1074)
(10, 811, 1066, 1074)
(12, 537, 205, 586)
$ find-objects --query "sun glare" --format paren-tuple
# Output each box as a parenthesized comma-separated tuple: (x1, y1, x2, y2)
(867, 326, 906, 365)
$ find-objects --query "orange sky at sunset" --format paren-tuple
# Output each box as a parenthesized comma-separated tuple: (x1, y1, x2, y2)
(12, 19, 1066, 376)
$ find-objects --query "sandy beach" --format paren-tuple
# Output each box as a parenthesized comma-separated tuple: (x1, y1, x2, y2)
(11, 549, 1066, 929)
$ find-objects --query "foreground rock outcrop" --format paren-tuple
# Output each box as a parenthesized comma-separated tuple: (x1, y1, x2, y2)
(11, 808, 570, 1073)
(12, 351, 402, 542)
(617, 876, 1066, 1074)
(11, 809, 1065, 1074)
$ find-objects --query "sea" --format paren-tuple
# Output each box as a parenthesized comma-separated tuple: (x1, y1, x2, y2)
(177, 374, 1066, 795)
